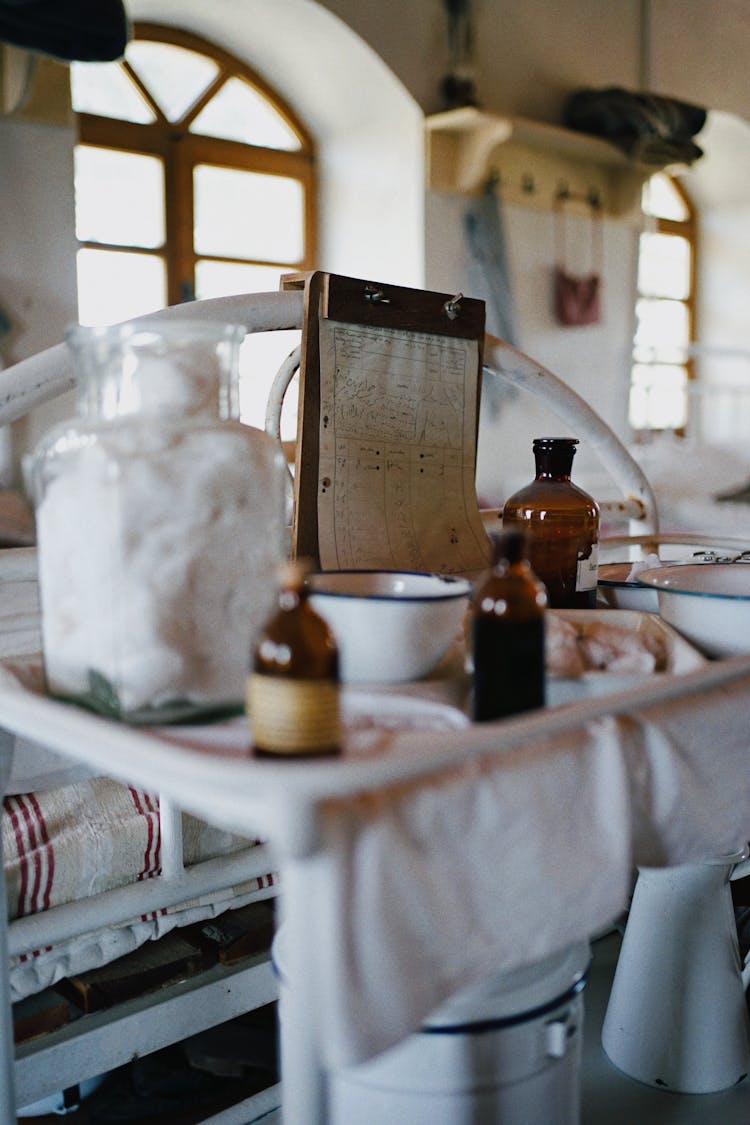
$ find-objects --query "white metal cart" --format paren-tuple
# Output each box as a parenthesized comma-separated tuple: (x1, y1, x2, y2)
(1, 288, 750, 1123)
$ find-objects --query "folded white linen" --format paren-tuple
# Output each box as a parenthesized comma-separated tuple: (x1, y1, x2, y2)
(9, 884, 269, 1003)
(307, 714, 632, 1068)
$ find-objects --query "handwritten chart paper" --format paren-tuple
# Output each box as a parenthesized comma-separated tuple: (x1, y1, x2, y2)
(316, 319, 490, 576)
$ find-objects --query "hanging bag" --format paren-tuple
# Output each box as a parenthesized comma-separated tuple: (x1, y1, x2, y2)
(553, 195, 603, 327)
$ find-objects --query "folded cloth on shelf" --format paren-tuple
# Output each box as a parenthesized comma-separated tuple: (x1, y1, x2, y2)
(3, 777, 253, 923)
(3, 775, 273, 1001)
(9, 882, 270, 1003)
(563, 86, 707, 165)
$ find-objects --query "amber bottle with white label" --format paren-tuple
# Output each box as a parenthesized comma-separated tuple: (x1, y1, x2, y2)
(502, 437, 600, 609)
(247, 560, 341, 757)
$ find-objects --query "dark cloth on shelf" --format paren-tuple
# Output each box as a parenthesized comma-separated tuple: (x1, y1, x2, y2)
(715, 479, 750, 504)
(563, 86, 707, 165)
(0, 0, 128, 62)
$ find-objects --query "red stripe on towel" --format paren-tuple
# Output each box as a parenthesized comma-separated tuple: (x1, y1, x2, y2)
(27, 792, 54, 913)
(143, 791, 161, 875)
(15, 795, 43, 916)
(129, 787, 150, 880)
(4, 796, 29, 917)
(129, 787, 160, 880)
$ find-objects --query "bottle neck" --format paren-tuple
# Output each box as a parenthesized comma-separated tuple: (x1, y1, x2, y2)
(279, 585, 305, 611)
(493, 557, 530, 576)
(277, 560, 314, 610)
(533, 452, 575, 481)
(489, 529, 530, 571)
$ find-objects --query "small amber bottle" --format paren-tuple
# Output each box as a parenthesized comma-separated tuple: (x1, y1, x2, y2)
(471, 530, 548, 722)
(502, 437, 600, 609)
(247, 560, 342, 757)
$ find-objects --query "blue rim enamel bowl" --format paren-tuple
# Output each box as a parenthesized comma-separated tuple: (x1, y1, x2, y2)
(307, 570, 472, 683)
(597, 562, 661, 612)
(638, 564, 750, 657)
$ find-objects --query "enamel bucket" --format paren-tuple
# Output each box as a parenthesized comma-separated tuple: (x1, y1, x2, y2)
(274, 936, 589, 1125)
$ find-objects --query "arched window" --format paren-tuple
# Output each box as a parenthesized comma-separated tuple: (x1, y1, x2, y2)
(70, 23, 316, 429)
(629, 174, 696, 434)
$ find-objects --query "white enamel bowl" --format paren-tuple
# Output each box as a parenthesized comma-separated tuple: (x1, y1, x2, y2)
(638, 564, 750, 657)
(307, 570, 472, 683)
(597, 562, 661, 612)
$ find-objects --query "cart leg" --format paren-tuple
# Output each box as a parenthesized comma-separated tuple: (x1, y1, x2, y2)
(278, 855, 328, 1125)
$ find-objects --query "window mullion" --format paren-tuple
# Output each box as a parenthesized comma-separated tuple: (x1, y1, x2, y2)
(179, 71, 229, 130)
(78, 113, 172, 155)
(121, 59, 167, 124)
(180, 133, 314, 179)
(165, 139, 195, 305)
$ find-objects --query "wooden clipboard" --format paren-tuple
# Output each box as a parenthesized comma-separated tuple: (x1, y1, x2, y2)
(281, 271, 489, 576)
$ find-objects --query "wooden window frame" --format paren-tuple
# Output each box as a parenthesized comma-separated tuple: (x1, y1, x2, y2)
(633, 175, 697, 436)
(75, 22, 317, 306)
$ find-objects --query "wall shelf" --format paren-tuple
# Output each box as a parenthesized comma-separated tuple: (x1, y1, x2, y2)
(425, 107, 663, 218)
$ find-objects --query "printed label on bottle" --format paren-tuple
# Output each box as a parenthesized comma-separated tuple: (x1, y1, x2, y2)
(247, 674, 341, 755)
(576, 542, 599, 591)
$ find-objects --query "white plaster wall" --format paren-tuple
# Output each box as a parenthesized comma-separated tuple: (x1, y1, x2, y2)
(674, 111, 750, 443)
(0, 117, 78, 471)
(321, 0, 642, 117)
(0, 119, 76, 366)
(426, 190, 638, 503)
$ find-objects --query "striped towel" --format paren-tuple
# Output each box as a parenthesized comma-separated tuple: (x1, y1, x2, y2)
(3, 776, 263, 922)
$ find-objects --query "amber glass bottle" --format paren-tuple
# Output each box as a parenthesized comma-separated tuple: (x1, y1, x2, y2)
(471, 530, 548, 722)
(502, 437, 600, 609)
(247, 560, 342, 757)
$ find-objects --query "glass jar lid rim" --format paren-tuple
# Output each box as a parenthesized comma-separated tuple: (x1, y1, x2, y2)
(65, 318, 246, 347)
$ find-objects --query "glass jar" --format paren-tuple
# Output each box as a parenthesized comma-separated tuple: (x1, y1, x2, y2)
(502, 437, 600, 608)
(30, 318, 288, 723)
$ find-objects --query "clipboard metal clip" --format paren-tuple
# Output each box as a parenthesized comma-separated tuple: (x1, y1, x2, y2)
(443, 292, 463, 321)
(364, 285, 391, 305)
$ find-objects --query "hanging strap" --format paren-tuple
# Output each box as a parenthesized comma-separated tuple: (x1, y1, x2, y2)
(554, 194, 603, 278)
